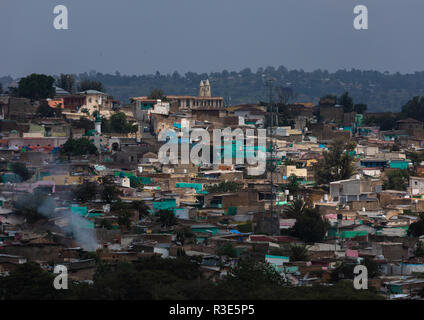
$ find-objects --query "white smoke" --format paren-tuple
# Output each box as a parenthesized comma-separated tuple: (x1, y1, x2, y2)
(66, 212, 99, 251)
(37, 197, 100, 251)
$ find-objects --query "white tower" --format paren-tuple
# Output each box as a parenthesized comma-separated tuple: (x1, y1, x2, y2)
(198, 80, 205, 97)
(204, 79, 211, 97)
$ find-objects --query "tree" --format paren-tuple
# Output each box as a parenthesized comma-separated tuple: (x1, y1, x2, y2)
(354, 103, 367, 114)
(109, 112, 135, 134)
(217, 243, 237, 258)
(284, 199, 307, 218)
(364, 113, 398, 131)
(285, 174, 300, 196)
(363, 257, 380, 278)
(56, 74, 75, 93)
(73, 118, 94, 133)
(319, 94, 337, 106)
(117, 210, 132, 230)
(176, 227, 195, 245)
(158, 209, 176, 227)
(77, 79, 104, 92)
(0, 262, 64, 300)
(18, 73, 55, 100)
(289, 245, 310, 261)
(275, 86, 295, 105)
(36, 101, 60, 118)
(0, 256, 384, 300)
(131, 200, 150, 217)
(289, 207, 330, 243)
(383, 169, 409, 191)
(214, 259, 285, 299)
(407, 152, 424, 174)
(100, 176, 120, 203)
(205, 181, 241, 193)
(110, 112, 128, 133)
(101, 116, 112, 133)
(401, 96, 424, 122)
(90, 257, 205, 300)
(10, 162, 31, 181)
(73, 181, 97, 202)
(148, 88, 167, 101)
(408, 213, 424, 237)
(338, 92, 354, 113)
(61, 138, 98, 156)
(7, 86, 18, 97)
(314, 138, 356, 186)
(0, 82, 3, 94)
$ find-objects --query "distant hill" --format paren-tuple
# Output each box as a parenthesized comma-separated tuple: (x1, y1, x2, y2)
(3, 67, 424, 111)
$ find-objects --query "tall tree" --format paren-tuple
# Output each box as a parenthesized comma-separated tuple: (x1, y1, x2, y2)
(401, 96, 424, 122)
(314, 138, 356, 185)
(77, 79, 104, 92)
(56, 74, 75, 93)
(100, 176, 120, 203)
(108, 112, 137, 133)
(284, 199, 307, 218)
(338, 92, 354, 113)
(148, 88, 167, 101)
(285, 174, 300, 196)
(289, 245, 310, 262)
(18, 74, 55, 100)
(275, 86, 295, 105)
(289, 207, 330, 243)
(353, 103, 367, 114)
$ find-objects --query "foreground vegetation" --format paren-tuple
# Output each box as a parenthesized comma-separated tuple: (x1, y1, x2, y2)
(0, 258, 383, 300)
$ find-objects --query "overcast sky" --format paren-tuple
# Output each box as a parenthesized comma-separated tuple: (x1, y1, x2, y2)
(1, 0, 423, 77)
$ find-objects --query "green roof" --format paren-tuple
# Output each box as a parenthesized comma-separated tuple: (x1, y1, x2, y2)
(84, 129, 96, 136)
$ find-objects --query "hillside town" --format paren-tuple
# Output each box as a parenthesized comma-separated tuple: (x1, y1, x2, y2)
(2, 74, 424, 300)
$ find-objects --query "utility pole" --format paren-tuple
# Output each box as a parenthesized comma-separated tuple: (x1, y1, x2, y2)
(266, 77, 274, 219)
(265, 76, 279, 237)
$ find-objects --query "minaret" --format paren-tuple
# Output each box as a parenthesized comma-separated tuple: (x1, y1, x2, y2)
(95, 113, 101, 134)
(198, 80, 205, 97)
(204, 79, 211, 97)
